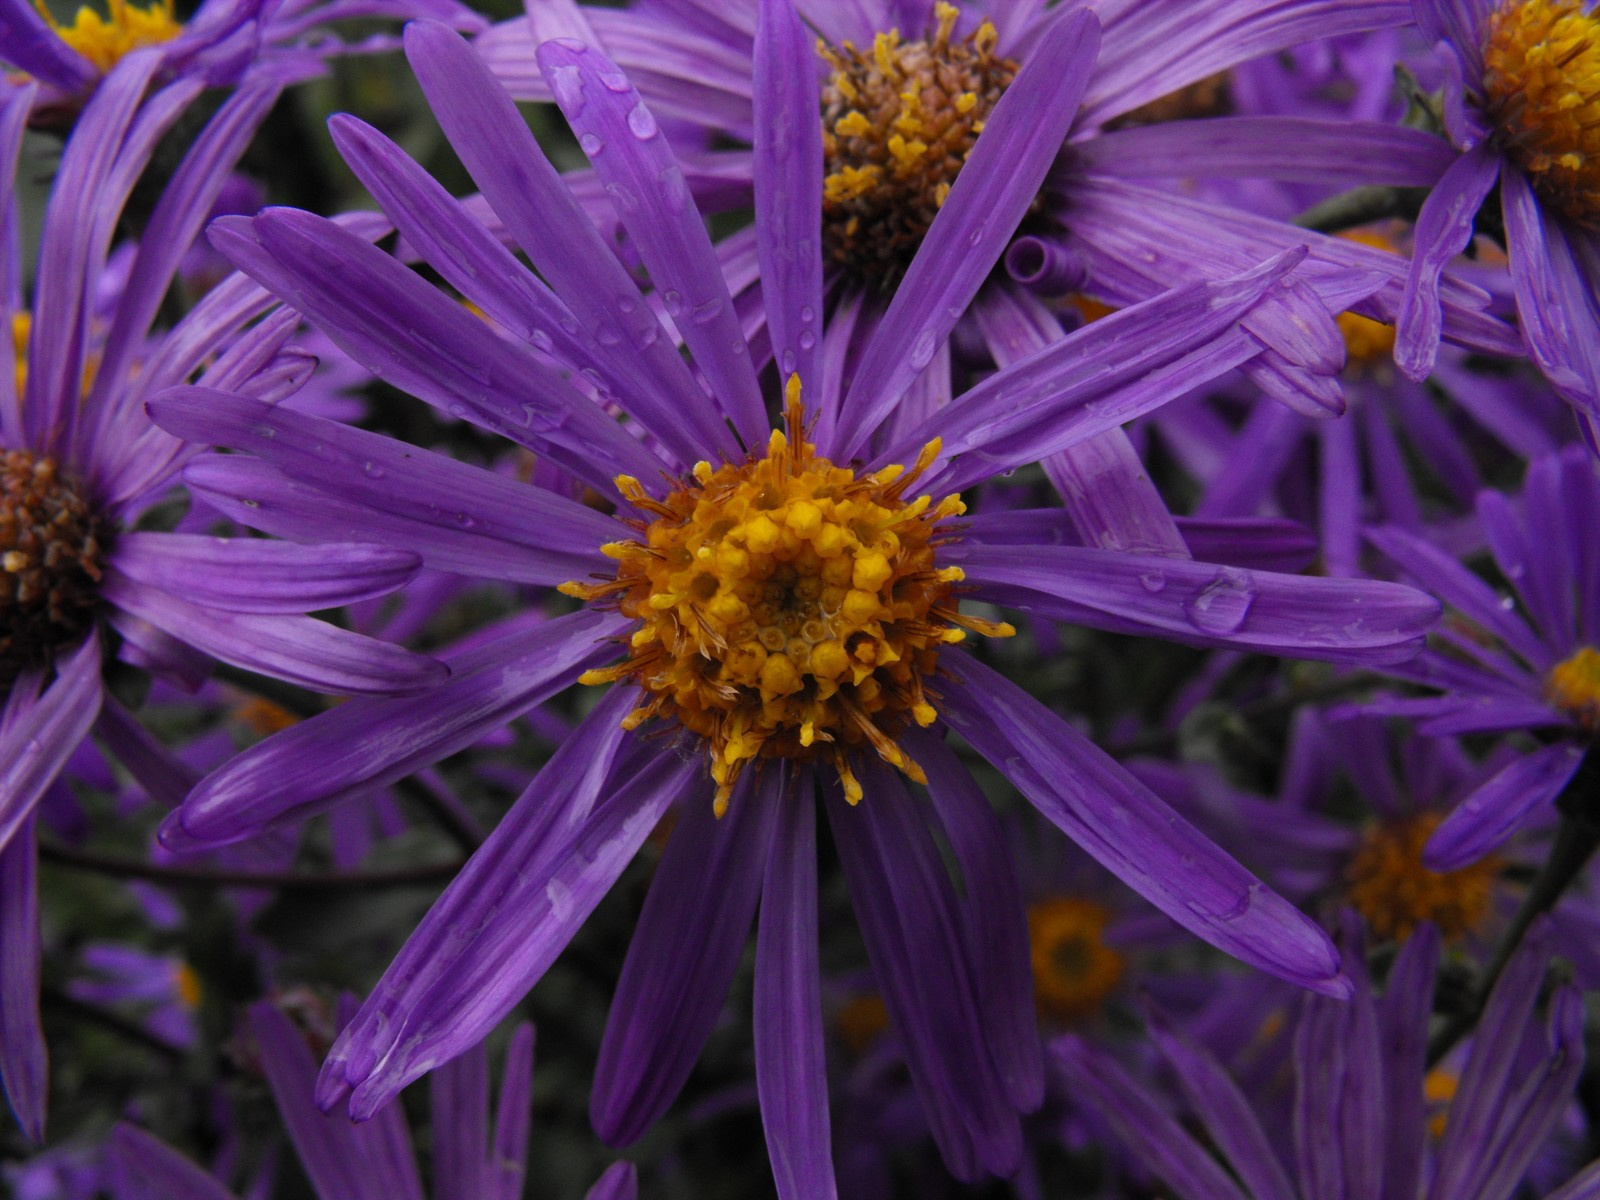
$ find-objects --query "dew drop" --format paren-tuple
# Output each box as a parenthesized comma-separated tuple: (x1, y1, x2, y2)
(1138, 571, 1165, 593)
(600, 70, 631, 93)
(690, 296, 724, 325)
(798, 330, 816, 350)
(662, 289, 684, 317)
(627, 102, 658, 140)
(1183, 568, 1256, 635)
(908, 329, 937, 370)
(579, 132, 604, 156)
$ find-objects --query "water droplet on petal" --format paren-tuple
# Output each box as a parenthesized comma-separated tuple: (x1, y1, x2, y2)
(662, 290, 683, 317)
(908, 329, 937, 369)
(579, 132, 604, 156)
(627, 102, 658, 140)
(798, 330, 816, 350)
(1138, 571, 1165, 593)
(1183, 568, 1256, 635)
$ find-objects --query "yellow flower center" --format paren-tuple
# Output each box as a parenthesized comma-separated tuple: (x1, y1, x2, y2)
(819, 2, 1018, 291)
(564, 378, 1010, 815)
(1547, 644, 1600, 728)
(1026, 896, 1124, 1022)
(39, 0, 181, 74)
(1345, 813, 1500, 942)
(1483, 0, 1600, 224)
(174, 962, 203, 1010)
(1335, 231, 1400, 366)
(1424, 1067, 1459, 1139)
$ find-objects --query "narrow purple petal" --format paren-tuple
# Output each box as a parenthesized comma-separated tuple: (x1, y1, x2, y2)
(753, 771, 837, 1200)
(826, 762, 1023, 1180)
(325, 115, 723, 468)
(536, 38, 768, 448)
(1076, 118, 1455, 187)
(753, 0, 824, 392)
(209, 211, 662, 495)
(828, 7, 1101, 457)
(0, 813, 43, 1141)
(0, 0, 95, 91)
(584, 1163, 639, 1200)
(163, 610, 627, 847)
(0, 633, 102, 856)
(489, 1025, 535, 1200)
(110, 533, 420, 614)
(251, 1002, 424, 1200)
(1396, 145, 1502, 382)
(153, 387, 616, 586)
(593, 770, 776, 1144)
(903, 729, 1043, 1110)
(402, 21, 740, 462)
(431, 1040, 490, 1200)
(949, 543, 1438, 664)
(103, 571, 447, 698)
(0, 82, 35, 443)
(328, 740, 700, 1120)
(940, 652, 1347, 995)
(1379, 924, 1439, 1200)
(1423, 742, 1585, 871)
(107, 1124, 239, 1200)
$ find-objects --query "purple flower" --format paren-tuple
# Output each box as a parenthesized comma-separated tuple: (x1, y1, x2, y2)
(0, 59, 445, 1138)
(1058, 916, 1594, 1200)
(1365, 446, 1600, 868)
(1396, 0, 1600, 422)
(151, 15, 1447, 1192)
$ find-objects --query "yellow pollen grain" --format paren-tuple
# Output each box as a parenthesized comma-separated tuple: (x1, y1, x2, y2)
(1345, 813, 1501, 942)
(1484, 0, 1600, 223)
(1547, 644, 1600, 728)
(1027, 896, 1124, 1023)
(565, 377, 1004, 814)
(41, 0, 182, 74)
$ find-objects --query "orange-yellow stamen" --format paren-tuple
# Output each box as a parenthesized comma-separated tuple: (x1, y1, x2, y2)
(1484, 0, 1600, 224)
(819, 2, 1018, 289)
(1027, 896, 1124, 1023)
(39, 0, 182, 74)
(1547, 644, 1600, 728)
(564, 376, 1007, 815)
(1345, 813, 1500, 942)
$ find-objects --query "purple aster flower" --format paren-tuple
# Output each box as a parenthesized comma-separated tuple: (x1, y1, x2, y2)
(0, 59, 446, 1139)
(65, 942, 203, 1050)
(1364, 445, 1600, 869)
(149, 15, 1447, 1192)
(0, 0, 486, 123)
(105, 1005, 635, 1200)
(1395, 0, 1600, 422)
(1058, 916, 1596, 1200)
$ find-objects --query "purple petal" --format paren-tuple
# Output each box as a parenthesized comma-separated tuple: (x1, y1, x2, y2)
(0, 633, 102, 856)
(0, 0, 96, 91)
(903, 729, 1042, 1110)
(584, 1163, 639, 1200)
(110, 532, 420, 614)
(826, 762, 1023, 1181)
(107, 1123, 239, 1200)
(326, 737, 701, 1119)
(949, 543, 1438, 664)
(325, 114, 726, 469)
(251, 1002, 424, 1200)
(592, 771, 777, 1145)
(940, 652, 1347, 995)
(827, 7, 1102, 457)
(1503, 171, 1600, 414)
(94, 696, 199, 810)
(880, 252, 1303, 494)
(488, 1024, 535, 1200)
(153, 387, 615, 587)
(0, 814, 43, 1141)
(163, 610, 627, 847)
(209, 210, 662, 495)
(535, 38, 768, 449)
(431, 1040, 490, 1200)
(753, 0, 824, 391)
(1423, 742, 1585, 871)
(103, 571, 447, 698)
(753, 770, 837, 1200)
(1378, 923, 1439, 1200)
(402, 21, 740, 462)
(1396, 145, 1502, 382)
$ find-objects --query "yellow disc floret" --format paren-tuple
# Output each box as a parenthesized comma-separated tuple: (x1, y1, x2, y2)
(1027, 897, 1124, 1023)
(1345, 813, 1500, 942)
(1547, 643, 1600, 729)
(563, 377, 1010, 816)
(1484, 0, 1600, 224)
(819, 2, 1019, 290)
(40, 0, 182, 74)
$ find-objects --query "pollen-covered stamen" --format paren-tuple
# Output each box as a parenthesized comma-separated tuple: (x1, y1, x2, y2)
(564, 376, 1010, 816)
(1483, 0, 1600, 224)
(1546, 643, 1600, 729)
(1345, 813, 1500, 942)
(1, 449, 107, 685)
(38, 0, 182, 73)
(819, 1, 1019, 291)
(1027, 897, 1124, 1023)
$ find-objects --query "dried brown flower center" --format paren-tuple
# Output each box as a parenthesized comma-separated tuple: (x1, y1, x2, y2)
(1, 449, 106, 685)
(1483, 0, 1600, 224)
(820, 2, 1018, 292)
